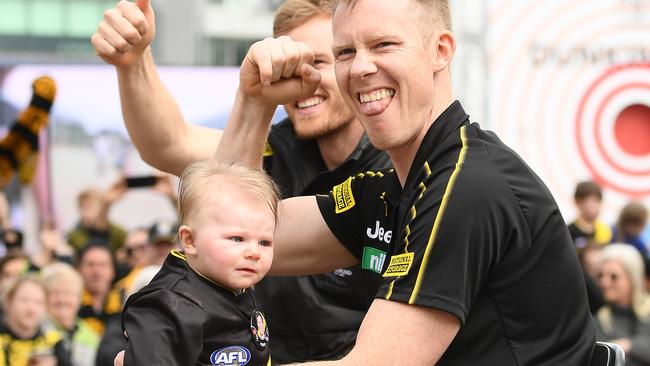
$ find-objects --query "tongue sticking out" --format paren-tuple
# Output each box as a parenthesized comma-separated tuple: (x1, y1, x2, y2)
(359, 89, 395, 116)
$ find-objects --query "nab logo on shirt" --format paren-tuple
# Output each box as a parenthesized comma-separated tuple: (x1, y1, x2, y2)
(210, 346, 251, 366)
(366, 220, 392, 244)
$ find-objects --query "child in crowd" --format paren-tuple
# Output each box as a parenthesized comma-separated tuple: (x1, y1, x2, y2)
(568, 180, 612, 250)
(121, 160, 279, 366)
(613, 202, 649, 258)
(0, 275, 72, 366)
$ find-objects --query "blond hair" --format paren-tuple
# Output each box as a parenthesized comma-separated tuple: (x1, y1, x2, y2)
(40, 262, 84, 297)
(334, 0, 452, 31)
(273, 0, 334, 37)
(2, 274, 46, 310)
(178, 160, 280, 226)
(597, 243, 650, 332)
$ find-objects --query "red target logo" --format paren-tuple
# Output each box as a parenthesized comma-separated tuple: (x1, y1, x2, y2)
(576, 64, 650, 196)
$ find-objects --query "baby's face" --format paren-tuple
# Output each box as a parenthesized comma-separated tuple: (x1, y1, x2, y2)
(188, 187, 275, 290)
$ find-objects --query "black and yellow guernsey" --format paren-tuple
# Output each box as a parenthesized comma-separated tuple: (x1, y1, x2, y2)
(122, 251, 271, 366)
(255, 118, 391, 363)
(316, 101, 595, 365)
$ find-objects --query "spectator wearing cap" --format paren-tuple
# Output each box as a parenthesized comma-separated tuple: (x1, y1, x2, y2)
(147, 220, 179, 266)
(76, 244, 122, 337)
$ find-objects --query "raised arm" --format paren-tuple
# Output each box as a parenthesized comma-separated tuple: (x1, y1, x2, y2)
(214, 36, 321, 167)
(92, 0, 221, 176)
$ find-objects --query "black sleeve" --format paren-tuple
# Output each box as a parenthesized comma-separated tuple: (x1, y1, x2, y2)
(123, 289, 207, 366)
(315, 175, 370, 260)
(95, 318, 127, 366)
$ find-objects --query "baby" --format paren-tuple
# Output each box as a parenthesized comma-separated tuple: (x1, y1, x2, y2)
(121, 160, 279, 365)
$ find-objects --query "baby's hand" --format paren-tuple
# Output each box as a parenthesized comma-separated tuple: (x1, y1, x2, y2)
(114, 350, 125, 366)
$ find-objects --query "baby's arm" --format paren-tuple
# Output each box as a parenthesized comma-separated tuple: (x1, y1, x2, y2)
(122, 289, 206, 365)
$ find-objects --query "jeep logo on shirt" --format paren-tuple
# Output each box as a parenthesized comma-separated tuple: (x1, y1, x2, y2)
(366, 220, 392, 244)
(210, 345, 251, 366)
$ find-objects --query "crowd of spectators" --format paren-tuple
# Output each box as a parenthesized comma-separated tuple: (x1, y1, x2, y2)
(569, 180, 650, 366)
(0, 176, 177, 365)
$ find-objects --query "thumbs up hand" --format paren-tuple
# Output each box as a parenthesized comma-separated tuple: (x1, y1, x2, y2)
(91, 0, 156, 67)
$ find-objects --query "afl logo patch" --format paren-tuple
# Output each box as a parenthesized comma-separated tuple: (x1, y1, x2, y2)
(210, 346, 251, 366)
(250, 310, 269, 350)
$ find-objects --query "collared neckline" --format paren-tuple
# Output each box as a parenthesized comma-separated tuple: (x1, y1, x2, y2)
(167, 250, 249, 296)
(403, 101, 469, 192)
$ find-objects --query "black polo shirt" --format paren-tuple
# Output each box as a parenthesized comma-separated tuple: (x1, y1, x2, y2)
(122, 251, 271, 366)
(317, 101, 595, 365)
(255, 118, 391, 363)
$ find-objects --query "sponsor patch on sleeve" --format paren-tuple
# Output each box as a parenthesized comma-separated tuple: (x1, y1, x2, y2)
(382, 252, 414, 277)
(361, 247, 387, 274)
(333, 176, 355, 214)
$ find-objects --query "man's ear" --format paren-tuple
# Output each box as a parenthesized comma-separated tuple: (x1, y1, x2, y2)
(178, 225, 197, 255)
(432, 30, 456, 72)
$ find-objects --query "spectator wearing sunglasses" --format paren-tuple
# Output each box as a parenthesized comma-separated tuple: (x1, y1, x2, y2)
(595, 243, 650, 366)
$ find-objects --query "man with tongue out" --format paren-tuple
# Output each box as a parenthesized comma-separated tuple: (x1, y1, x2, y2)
(91, 0, 390, 363)
(212, 0, 596, 365)
(97, 0, 595, 364)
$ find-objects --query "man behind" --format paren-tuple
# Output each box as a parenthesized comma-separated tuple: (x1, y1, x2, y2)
(91, 0, 390, 363)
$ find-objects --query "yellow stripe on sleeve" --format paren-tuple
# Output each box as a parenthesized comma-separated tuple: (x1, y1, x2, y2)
(409, 126, 468, 304)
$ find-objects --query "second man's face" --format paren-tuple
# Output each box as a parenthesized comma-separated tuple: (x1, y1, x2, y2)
(283, 15, 355, 140)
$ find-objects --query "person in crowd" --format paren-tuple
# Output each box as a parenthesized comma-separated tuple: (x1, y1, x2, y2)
(568, 180, 612, 250)
(0, 251, 32, 290)
(0, 275, 72, 366)
(146, 220, 179, 266)
(32, 224, 75, 268)
(595, 243, 650, 366)
(121, 160, 279, 365)
(76, 244, 121, 336)
(613, 202, 649, 258)
(101, 0, 595, 364)
(91, 0, 391, 362)
(41, 262, 100, 366)
(66, 180, 128, 254)
(113, 227, 151, 296)
(0, 192, 22, 257)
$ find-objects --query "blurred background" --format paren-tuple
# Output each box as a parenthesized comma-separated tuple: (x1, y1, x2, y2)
(0, 0, 649, 254)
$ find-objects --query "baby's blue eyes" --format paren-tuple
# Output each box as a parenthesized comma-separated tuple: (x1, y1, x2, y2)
(229, 236, 271, 247)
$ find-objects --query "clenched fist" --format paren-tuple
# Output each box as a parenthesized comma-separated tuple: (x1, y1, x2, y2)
(91, 0, 155, 67)
(239, 36, 322, 106)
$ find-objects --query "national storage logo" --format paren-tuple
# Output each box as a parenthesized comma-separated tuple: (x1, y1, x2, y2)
(333, 176, 355, 214)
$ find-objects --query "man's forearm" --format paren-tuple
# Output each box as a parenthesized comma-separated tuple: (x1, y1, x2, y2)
(116, 49, 197, 174)
(213, 89, 276, 168)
